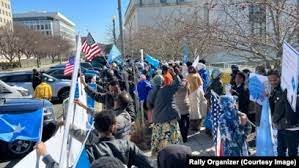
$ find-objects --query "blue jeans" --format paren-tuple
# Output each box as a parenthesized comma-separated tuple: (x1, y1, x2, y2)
(277, 129, 299, 156)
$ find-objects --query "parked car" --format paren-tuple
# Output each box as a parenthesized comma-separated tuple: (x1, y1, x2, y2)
(0, 72, 71, 102)
(0, 80, 31, 98)
(0, 98, 57, 158)
(45, 67, 99, 83)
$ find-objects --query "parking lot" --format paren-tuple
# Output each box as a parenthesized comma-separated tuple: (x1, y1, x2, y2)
(0, 104, 63, 168)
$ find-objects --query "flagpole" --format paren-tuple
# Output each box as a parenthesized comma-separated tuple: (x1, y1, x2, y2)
(59, 34, 82, 168)
(35, 101, 45, 168)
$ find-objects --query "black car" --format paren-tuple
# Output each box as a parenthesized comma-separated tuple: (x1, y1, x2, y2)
(0, 98, 58, 158)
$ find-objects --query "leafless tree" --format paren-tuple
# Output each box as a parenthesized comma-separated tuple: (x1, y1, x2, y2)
(214, 0, 298, 65)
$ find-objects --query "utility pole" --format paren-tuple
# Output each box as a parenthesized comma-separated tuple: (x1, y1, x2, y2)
(117, 0, 125, 57)
(112, 16, 116, 45)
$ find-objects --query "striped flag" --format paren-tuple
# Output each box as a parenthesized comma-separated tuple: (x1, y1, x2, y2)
(81, 33, 104, 61)
(210, 91, 224, 156)
(64, 56, 75, 76)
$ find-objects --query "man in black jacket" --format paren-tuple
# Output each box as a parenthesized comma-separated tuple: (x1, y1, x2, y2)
(36, 110, 153, 168)
(81, 75, 136, 121)
(268, 69, 299, 156)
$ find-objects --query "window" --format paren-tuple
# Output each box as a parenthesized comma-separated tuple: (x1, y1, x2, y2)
(45, 24, 48, 29)
(7, 4, 10, 9)
(160, 0, 167, 4)
(41, 25, 44, 30)
(37, 25, 40, 30)
(1, 74, 32, 83)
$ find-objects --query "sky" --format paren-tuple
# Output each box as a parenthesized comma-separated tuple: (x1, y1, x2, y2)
(11, 0, 129, 43)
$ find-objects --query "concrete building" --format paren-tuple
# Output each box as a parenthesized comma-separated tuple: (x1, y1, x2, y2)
(124, 0, 299, 65)
(125, 0, 201, 33)
(0, 0, 12, 27)
(13, 12, 76, 44)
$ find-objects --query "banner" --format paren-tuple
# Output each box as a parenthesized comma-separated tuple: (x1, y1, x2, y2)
(248, 73, 269, 105)
(281, 42, 299, 111)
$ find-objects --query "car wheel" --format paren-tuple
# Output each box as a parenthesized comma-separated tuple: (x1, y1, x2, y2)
(7, 140, 34, 157)
(60, 90, 70, 102)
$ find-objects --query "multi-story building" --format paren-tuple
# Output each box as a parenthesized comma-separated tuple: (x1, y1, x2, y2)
(13, 12, 76, 44)
(0, 0, 12, 27)
(125, 0, 299, 65)
(125, 0, 201, 33)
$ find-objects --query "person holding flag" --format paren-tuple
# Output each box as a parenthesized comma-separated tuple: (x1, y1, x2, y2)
(35, 110, 153, 168)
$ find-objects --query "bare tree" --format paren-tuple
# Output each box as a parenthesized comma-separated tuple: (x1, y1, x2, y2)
(214, 0, 298, 65)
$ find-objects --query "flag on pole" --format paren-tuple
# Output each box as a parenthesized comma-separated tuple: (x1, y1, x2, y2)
(108, 45, 123, 65)
(0, 107, 43, 142)
(210, 91, 224, 156)
(256, 98, 275, 156)
(64, 56, 75, 76)
(145, 54, 159, 69)
(183, 42, 189, 64)
(81, 33, 103, 61)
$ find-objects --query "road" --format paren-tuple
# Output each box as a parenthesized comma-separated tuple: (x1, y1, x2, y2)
(0, 104, 63, 168)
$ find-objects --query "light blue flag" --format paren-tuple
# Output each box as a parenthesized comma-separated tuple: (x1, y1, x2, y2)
(183, 42, 189, 64)
(108, 45, 123, 65)
(0, 108, 43, 142)
(256, 98, 275, 156)
(75, 148, 90, 168)
(145, 54, 159, 69)
(248, 76, 265, 101)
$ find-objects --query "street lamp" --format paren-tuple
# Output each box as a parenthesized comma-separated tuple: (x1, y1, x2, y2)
(112, 16, 116, 45)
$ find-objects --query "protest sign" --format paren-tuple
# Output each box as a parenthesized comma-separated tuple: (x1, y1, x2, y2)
(281, 42, 299, 111)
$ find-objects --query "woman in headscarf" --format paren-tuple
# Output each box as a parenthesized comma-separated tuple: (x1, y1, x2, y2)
(186, 66, 204, 131)
(147, 67, 182, 156)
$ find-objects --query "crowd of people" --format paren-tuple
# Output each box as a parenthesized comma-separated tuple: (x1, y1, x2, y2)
(33, 58, 299, 167)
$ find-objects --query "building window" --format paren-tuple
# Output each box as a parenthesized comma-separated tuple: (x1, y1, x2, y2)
(41, 25, 44, 30)
(160, 0, 167, 4)
(37, 25, 40, 30)
(7, 4, 10, 9)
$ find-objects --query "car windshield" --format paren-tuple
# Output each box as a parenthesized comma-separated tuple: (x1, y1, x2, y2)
(43, 73, 58, 81)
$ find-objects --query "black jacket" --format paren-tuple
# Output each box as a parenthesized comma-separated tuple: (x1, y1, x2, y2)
(232, 83, 250, 114)
(86, 137, 153, 168)
(269, 86, 299, 129)
(41, 136, 153, 168)
(85, 86, 136, 120)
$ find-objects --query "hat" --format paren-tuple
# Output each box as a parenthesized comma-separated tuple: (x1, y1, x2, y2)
(152, 74, 164, 87)
(211, 69, 222, 79)
(197, 63, 206, 70)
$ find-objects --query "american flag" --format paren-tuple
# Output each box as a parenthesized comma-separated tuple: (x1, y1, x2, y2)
(210, 91, 224, 156)
(64, 56, 75, 76)
(81, 33, 104, 61)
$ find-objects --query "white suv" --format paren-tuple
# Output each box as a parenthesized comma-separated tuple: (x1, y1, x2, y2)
(0, 80, 31, 98)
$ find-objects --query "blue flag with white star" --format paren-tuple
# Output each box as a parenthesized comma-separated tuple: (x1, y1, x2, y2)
(0, 108, 43, 142)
